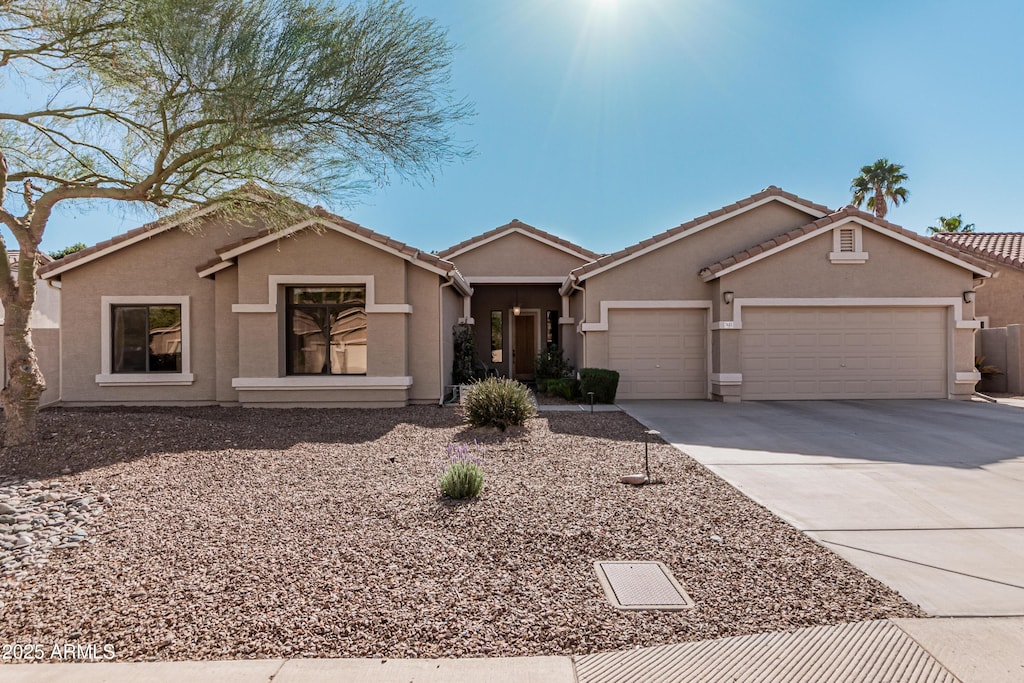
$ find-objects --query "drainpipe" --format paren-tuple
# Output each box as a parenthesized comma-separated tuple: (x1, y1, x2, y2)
(439, 275, 457, 405)
(566, 275, 586, 371)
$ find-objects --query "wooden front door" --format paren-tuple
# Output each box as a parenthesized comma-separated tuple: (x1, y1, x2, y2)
(513, 314, 536, 380)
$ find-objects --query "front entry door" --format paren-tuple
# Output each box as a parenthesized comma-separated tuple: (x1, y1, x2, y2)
(513, 314, 537, 381)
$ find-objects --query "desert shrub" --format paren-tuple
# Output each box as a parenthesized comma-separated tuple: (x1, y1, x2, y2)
(463, 377, 535, 430)
(579, 368, 620, 403)
(546, 378, 579, 401)
(535, 345, 574, 380)
(452, 324, 477, 385)
(439, 442, 484, 499)
(536, 378, 550, 394)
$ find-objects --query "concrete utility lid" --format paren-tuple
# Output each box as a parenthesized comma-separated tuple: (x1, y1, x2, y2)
(594, 561, 694, 611)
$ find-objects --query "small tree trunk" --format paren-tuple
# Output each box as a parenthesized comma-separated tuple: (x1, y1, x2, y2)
(2, 248, 45, 448)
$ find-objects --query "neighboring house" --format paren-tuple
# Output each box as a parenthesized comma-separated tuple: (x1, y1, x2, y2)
(0, 252, 61, 406)
(37, 185, 990, 407)
(931, 232, 1024, 393)
(559, 186, 990, 402)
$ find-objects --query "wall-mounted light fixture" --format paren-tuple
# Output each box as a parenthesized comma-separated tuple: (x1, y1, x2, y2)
(963, 290, 975, 304)
(723, 291, 734, 305)
(512, 305, 521, 316)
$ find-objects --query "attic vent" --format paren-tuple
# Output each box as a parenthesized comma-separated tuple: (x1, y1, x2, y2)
(838, 228, 856, 252)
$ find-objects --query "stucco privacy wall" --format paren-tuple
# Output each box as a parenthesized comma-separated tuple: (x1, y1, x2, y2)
(57, 224, 227, 404)
(449, 230, 591, 278)
(711, 227, 980, 399)
(579, 201, 819, 369)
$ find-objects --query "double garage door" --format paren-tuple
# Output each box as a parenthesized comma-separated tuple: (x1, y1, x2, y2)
(606, 306, 948, 400)
(740, 307, 948, 400)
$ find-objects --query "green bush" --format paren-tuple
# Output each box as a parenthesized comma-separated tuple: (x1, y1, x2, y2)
(439, 443, 484, 500)
(536, 378, 550, 394)
(452, 324, 477, 385)
(579, 368, 620, 403)
(463, 377, 535, 430)
(534, 346, 574, 380)
(546, 378, 579, 401)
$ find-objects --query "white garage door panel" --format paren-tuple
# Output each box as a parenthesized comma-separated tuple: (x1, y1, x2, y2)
(609, 309, 707, 399)
(741, 307, 947, 400)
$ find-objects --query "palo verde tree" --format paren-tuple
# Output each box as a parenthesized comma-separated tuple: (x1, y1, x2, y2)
(850, 158, 909, 220)
(0, 0, 471, 447)
(927, 214, 975, 234)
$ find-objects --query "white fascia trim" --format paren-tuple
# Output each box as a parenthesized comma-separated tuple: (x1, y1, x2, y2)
(578, 195, 828, 283)
(465, 276, 567, 284)
(41, 204, 224, 280)
(828, 253, 869, 264)
(581, 300, 712, 332)
(231, 275, 412, 314)
(197, 260, 235, 278)
(445, 227, 595, 262)
(710, 373, 743, 385)
(955, 371, 982, 384)
(98, 295, 193, 385)
(727, 297, 968, 329)
(232, 376, 413, 390)
(216, 217, 454, 279)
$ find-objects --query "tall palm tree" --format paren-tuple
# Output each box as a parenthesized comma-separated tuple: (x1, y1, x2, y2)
(850, 158, 909, 220)
(927, 214, 975, 234)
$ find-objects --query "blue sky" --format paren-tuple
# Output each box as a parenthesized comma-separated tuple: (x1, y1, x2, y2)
(35, 0, 1024, 256)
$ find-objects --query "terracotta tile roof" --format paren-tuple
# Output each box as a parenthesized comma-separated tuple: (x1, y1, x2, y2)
(438, 219, 602, 261)
(931, 232, 1024, 271)
(698, 205, 993, 280)
(570, 186, 832, 278)
(212, 205, 457, 273)
(39, 185, 460, 282)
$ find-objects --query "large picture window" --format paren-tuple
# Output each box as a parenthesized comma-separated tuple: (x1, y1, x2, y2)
(111, 304, 182, 373)
(287, 286, 367, 375)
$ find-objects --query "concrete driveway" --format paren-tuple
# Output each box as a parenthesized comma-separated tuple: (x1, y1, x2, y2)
(618, 399, 1024, 617)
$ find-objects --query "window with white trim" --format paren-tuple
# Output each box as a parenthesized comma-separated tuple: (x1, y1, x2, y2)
(829, 225, 869, 263)
(286, 286, 367, 375)
(111, 304, 182, 373)
(97, 296, 194, 385)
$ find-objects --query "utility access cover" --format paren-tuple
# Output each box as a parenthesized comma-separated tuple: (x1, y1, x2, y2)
(594, 561, 694, 611)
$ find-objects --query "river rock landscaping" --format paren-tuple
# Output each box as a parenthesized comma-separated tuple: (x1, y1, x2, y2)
(0, 406, 921, 661)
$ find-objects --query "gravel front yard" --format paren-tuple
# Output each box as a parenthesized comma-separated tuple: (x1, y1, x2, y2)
(1, 406, 920, 661)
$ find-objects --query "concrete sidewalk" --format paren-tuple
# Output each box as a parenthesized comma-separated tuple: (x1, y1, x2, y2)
(2, 618, 1022, 683)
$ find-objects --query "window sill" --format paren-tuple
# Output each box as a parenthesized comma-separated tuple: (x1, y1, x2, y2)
(232, 376, 413, 391)
(828, 251, 869, 264)
(96, 373, 195, 386)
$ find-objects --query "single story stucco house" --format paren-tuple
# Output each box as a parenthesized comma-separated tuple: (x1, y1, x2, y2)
(35, 185, 992, 406)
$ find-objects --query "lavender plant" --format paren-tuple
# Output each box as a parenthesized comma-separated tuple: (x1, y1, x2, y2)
(439, 442, 485, 500)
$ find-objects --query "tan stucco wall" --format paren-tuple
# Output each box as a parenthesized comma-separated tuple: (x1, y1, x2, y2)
(214, 267, 239, 403)
(975, 264, 1024, 328)
(719, 228, 973, 298)
(449, 231, 590, 278)
(233, 229, 410, 381)
(58, 225, 226, 404)
(407, 265, 441, 403)
(579, 202, 819, 325)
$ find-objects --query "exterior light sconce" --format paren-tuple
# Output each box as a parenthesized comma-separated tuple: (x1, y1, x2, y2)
(723, 291, 735, 305)
(963, 290, 975, 304)
(512, 305, 521, 316)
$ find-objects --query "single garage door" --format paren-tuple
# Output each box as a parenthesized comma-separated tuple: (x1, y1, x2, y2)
(741, 307, 947, 400)
(608, 309, 707, 399)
